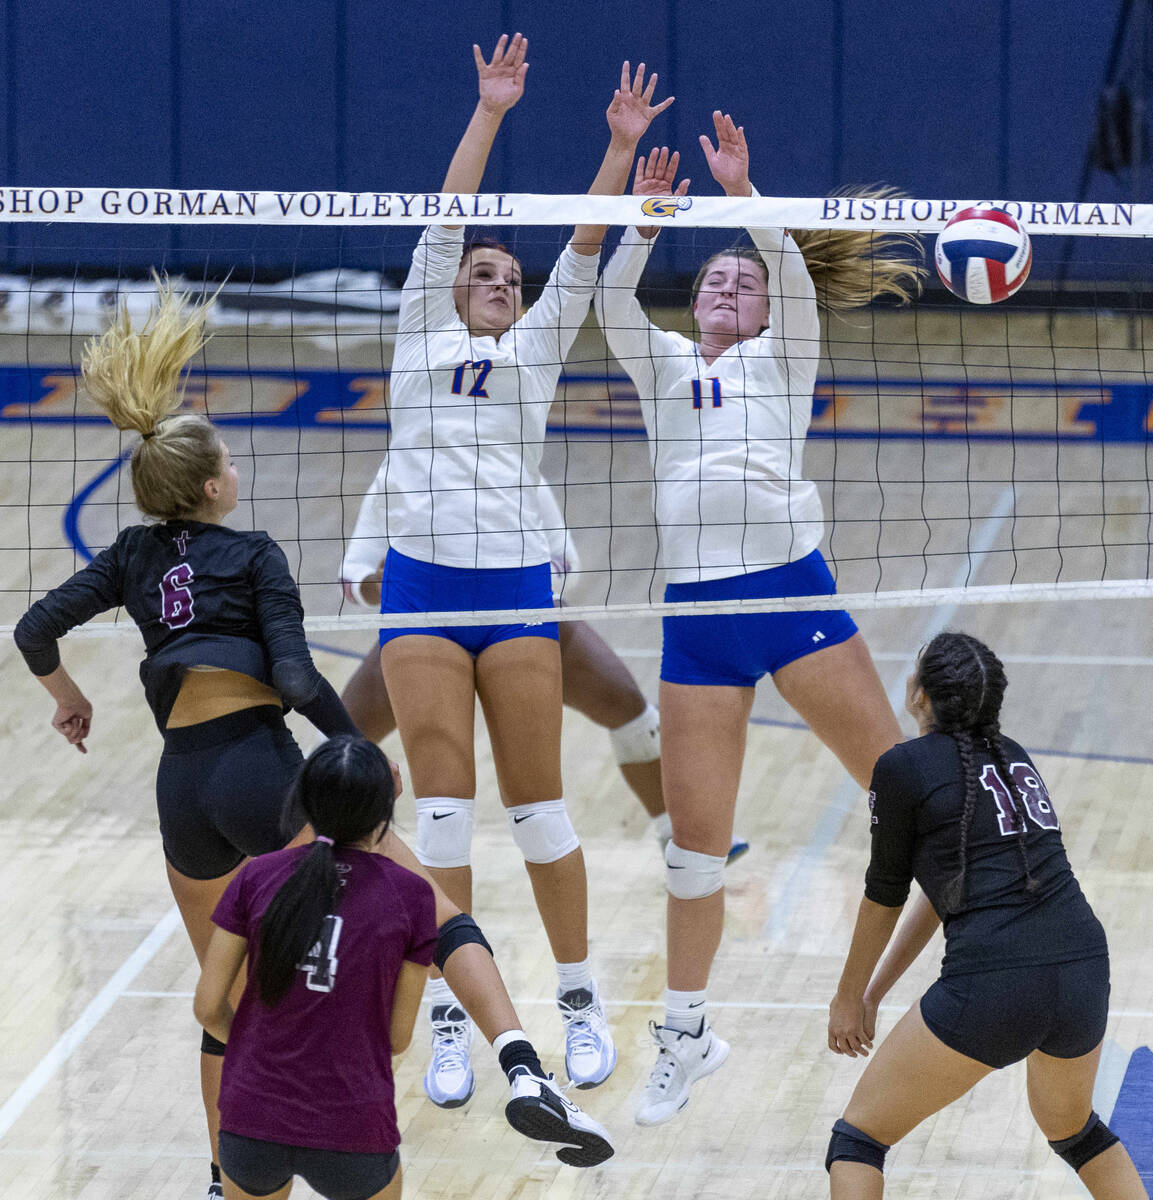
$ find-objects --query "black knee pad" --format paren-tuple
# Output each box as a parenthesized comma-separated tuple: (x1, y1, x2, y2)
(201, 1029, 227, 1057)
(433, 913, 493, 972)
(1048, 1111, 1119, 1172)
(826, 1118, 890, 1173)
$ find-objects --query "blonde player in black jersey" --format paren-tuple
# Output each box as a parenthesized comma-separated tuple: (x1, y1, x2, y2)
(825, 632, 1144, 1198)
(14, 279, 613, 1198)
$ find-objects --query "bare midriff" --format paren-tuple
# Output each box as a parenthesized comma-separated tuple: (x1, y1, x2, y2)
(166, 666, 283, 729)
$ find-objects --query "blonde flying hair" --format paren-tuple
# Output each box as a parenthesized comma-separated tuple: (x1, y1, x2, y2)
(81, 275, 219, 520)
(692, 185, 926, 316)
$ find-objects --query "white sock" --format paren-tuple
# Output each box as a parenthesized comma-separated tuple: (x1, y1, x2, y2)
(665, 987, 707, 1034)
(492, 1029, 530, 1055)
(650, 812, 673, 847)
(427, 977, 457, 1009)
(556, 958, 593, 997)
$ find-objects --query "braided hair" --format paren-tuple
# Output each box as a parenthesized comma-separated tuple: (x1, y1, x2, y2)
(255, 736, 397, 1006)
(914, 631, 1036, 913)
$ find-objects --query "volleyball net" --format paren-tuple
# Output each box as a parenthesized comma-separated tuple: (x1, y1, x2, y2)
(2, 188, 1152, 637)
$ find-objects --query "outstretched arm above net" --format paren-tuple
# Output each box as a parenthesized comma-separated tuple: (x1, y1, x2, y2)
(571, 61, 674, 257)
(440, 33, 529, 212)
(595, 146, 692, 400)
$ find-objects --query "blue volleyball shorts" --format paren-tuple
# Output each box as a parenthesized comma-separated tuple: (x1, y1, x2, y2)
(660, 549, 858, 687)
(378, 549, 558, 656)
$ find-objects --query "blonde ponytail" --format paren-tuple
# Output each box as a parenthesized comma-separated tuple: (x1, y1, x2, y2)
(691, 185, 926, 321)
(791, 185, 926, 313)
(81, 274, 211, 434)
(82, 276, 223, 520)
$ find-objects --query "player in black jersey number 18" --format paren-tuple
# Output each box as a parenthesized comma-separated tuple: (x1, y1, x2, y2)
(823, 632, 1144, 1198)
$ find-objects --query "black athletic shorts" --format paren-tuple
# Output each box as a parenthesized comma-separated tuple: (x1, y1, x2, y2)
(920, 955, 1109, 1069)
(218, 1130, 400, 1200)
(157, 706, 304, 880)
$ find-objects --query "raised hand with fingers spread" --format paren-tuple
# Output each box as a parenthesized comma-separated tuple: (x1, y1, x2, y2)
(442, 33, 530, 202)
(699, 109, 752, 197)
(474, 32, 529, 118)
(605, 61, 675, 147)
(573, 61, 676, 254)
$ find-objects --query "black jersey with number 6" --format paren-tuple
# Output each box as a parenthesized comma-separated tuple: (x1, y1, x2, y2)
(15, 519, 348, 733)
(865, 732, 1107, 977)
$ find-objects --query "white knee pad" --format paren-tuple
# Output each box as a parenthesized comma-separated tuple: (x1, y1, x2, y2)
(609, 702, 661, 765)
(665, 840, 726, 900)
(507, 798, 580, 864)
(414, 796, 475, 868)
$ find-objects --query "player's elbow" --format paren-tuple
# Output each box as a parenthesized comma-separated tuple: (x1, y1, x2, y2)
(192, 990, 221, 1032)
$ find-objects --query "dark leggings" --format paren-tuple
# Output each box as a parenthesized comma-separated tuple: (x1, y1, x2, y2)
(219, 1131, 400, 1200)
(157, 706, 304, 880)
(920, 956, 1110, 1068)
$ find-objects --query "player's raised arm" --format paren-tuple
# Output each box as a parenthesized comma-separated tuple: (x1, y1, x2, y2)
(593, 145, 689, 402)
(440, 32, 529, 226)
(571, 61, 674, 256)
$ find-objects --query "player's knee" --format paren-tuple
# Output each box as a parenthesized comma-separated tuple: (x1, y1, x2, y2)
(610, 702, 660, 764)
(825, 1118, 890, 1174)
(415, 796, 475, 868)
(665, 840, 726, 900)
(1048, 1111, 1119, 1172)
(201, 1029, 227, 1057)
(433, 913, 493, 972)
(507, 798, 580, 863)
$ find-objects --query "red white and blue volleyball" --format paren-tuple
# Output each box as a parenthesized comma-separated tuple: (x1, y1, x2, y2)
(934, 206, 1032, 304)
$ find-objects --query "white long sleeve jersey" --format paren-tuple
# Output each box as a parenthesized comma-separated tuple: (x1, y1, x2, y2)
(341, 477, 579, 604)
(595, 223, 825, 584)
(376, 225, 599, 568)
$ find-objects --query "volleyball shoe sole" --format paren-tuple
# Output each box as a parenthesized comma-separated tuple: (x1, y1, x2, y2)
(505, 1072, 615, 1167)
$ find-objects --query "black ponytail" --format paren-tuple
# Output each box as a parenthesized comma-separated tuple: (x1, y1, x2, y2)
(915, 632, 1016, 913)
(256, 736, 397, 1006)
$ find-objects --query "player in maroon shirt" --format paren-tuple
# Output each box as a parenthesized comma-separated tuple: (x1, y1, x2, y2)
(196, 736, 612, 1198)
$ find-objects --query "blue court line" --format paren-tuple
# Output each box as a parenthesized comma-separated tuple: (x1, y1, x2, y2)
(1111, 1047, 1153, 1187)
(63, 450, 132, 562)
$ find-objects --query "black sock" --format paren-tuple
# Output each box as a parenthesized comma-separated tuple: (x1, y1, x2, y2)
(498, 1039, 546, 1083)
(210, 1162, 221, 1183)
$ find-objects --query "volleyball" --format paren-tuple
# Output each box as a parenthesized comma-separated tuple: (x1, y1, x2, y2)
(934, 206, 1032, 304)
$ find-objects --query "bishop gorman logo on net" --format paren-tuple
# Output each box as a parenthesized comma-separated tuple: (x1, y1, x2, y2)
(640, 196, 693, 219)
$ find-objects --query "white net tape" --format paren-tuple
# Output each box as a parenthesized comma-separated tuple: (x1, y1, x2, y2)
(0, 187, 1143, 234)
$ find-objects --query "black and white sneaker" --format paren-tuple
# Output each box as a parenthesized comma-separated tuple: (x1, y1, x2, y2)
(206, 1182, 224, 1200)
(505, 1070, 614, 1167)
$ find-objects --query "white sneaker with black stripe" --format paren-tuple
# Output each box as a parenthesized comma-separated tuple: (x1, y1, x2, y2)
(557, 982, 617, 1088)
(635, 1019, 729, 1126)
(505, 1070, 615, 1167)
(423, 1003, 475, 1108)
